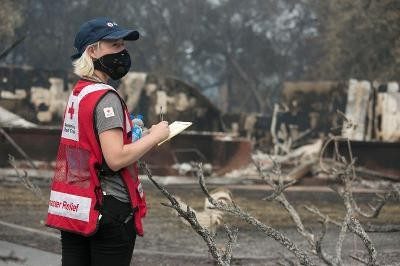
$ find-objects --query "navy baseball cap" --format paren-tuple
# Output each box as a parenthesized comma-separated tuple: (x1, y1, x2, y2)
(71, 17, 139, 60)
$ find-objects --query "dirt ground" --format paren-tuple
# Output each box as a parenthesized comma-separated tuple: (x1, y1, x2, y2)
(0, 178, 399, 265)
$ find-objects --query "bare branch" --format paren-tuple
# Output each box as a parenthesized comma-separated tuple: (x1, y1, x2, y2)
(271, 103, 280, 156)
(334, 191, 352, 266)
(303, 205, 341, 227)
(322, 158, 399, 182)
(345, 138, 357, 182)
(333, 136, 378, 266)
(140, 162, 235, 266)
(274, 195, 315, 250)
(8, 154, 44, 201)
(349, 255, 369, 265)
(351, 185, 399, 219)
(351, 193, 390, 218)
(253, 158, 316, 251)
(221, 225, 238, 263)
(336, 110, 357, 131)
(0, 128, 37, 169)
(347, 217, 378, 266)
(194, 163, 315, 266)
(305, 205, 378, 265)
(322, 135, 378, 265)
(319, 136, 336, 174)
(252, 158, 296, 197)
(0, 36, 26, 60)
(311, 111, 382, 265)
(315, 219, 334, 266)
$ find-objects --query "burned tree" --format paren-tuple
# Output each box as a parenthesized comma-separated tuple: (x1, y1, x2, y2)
(143, 110, 399, 265)
(140, 162, 237, 266)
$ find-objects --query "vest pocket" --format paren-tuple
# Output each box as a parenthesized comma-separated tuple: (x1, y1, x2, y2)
(56, 146, 91, 188)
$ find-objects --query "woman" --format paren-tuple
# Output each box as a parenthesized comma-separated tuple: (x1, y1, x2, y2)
(46, 17, 169, 266)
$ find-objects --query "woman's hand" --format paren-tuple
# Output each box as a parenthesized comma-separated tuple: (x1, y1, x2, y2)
(149, 121, 170, 143)
(100, 122, 168, 171)
(99, 122, 169, 172)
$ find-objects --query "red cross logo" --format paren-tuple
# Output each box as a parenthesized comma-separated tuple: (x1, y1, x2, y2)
(68, 102, 75, 119)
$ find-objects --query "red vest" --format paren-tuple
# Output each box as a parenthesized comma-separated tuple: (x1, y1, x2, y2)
(46, 80, 147, 236)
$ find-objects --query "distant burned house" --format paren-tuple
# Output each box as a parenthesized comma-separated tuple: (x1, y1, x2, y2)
(342, 79, 400, 142)
(281, 81, 348, 135)
(0, 67, 223, 131)
(279, 80, 400, 142)
(0, 66, 73, 125)
(0, 67, 251, 174)
(217, 82, 349, 149)
(280, 79, 400, 177)
(119, 72, 223, 131)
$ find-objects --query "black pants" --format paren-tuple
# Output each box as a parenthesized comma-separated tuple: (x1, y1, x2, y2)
(61, 196, 136, 266)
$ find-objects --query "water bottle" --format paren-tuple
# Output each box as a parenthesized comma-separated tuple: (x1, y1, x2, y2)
(131, 114, 144, 142)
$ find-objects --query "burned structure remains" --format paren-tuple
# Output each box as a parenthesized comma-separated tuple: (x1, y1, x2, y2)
(0, 67, 251, 174)
(280, 79, 400, 179)
(0, 65, 399, 177)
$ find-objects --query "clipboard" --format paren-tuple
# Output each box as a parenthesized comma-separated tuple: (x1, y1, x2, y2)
(157, 121, 192, 146)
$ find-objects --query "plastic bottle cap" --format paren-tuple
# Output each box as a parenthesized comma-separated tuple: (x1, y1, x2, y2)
(136, 114, 144, 121)
(130, 114, 135, 120)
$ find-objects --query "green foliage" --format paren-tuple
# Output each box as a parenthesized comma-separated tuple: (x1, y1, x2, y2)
(0, 0, 25, 51)
(308, 0, 400, 81)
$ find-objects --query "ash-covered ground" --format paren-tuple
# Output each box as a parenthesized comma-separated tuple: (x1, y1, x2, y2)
(0, 176, 399, 265)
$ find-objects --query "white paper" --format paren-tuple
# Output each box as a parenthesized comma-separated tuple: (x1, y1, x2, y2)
(158, 121, 192, 146)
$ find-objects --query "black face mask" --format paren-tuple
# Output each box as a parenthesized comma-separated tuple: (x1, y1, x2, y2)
(93, 49, 131, 80)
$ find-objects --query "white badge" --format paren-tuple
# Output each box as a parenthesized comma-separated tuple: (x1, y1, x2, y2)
(48, 191, 91, 222)
(138, 183, 144, 198)
(103, 107, 115, 118)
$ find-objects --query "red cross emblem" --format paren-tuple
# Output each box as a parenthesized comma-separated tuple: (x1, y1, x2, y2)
(68, 102, 75, 119)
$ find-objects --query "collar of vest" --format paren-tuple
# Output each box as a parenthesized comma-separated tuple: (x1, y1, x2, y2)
(73, 79, 116, 95)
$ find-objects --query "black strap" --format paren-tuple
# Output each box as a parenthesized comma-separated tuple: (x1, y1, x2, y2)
(100, 208, 134, 225)
(97, 196, 138, 225)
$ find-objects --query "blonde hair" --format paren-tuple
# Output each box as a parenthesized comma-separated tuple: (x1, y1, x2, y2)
(72, 42, 100, 78)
